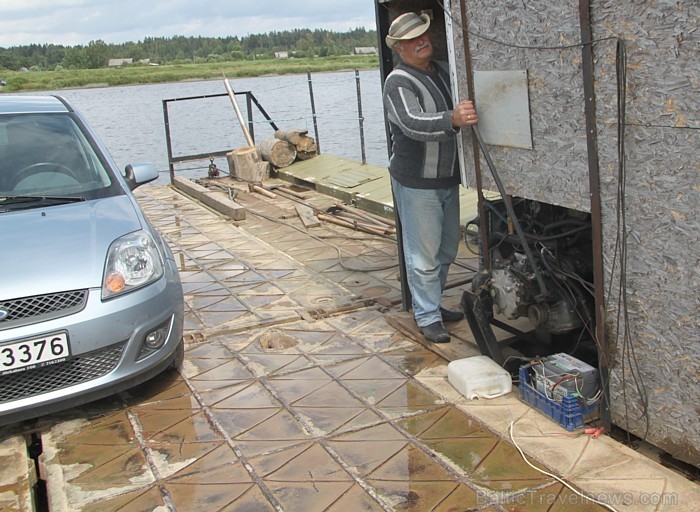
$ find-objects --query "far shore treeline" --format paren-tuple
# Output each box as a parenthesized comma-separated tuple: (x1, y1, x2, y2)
(1, 28, 378, 70)
(0, 28, 380, 92)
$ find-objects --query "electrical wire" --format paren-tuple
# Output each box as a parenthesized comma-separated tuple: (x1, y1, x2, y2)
(383, 0, 651, 449)
(247, 207, 399, 273)
(509, 420, 621, 512)
(435, 2, 649, 440)
(204, 177, 400, 272)
(607, 39, 650, 444)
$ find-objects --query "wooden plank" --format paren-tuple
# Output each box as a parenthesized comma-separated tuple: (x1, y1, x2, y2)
(386, 312, 481, 361)
(172, 176, 246, 221)
(295, 203, 320, 228)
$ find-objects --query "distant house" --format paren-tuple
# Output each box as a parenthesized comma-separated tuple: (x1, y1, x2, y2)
(108, 58, 133, 67)
(354, 47, 378, 55)
(274, 51, 289, 59)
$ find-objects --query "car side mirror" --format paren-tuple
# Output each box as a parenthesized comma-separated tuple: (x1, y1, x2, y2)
(124, 163, 159, 191)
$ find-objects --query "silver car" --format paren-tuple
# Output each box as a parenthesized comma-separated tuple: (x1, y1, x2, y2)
(0, 95, 184, 425)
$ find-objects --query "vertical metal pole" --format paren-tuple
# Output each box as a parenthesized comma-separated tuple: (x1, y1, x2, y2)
(245, 92, 255, 143)
(579, 0, 610, 429)
(459, 0, 490, 272)
(355, 69, 367, 165)
(375, 1, 412, 311)
(162, 99, 175, 184)
(375, 0, 394, 162)
(307, 71, 321, 154)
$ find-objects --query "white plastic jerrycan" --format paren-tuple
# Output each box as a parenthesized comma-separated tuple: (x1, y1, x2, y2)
(447, 355, 512, 400)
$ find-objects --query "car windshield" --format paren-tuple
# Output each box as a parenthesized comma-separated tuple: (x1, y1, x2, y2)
(0, 113, 121, 200)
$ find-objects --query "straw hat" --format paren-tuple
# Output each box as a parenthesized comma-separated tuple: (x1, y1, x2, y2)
(385, 12, 431, 49)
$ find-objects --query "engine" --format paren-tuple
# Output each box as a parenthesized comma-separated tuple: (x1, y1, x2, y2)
(470, 197, 594, 339)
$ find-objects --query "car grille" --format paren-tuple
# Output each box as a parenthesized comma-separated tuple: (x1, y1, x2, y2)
(0, 290, 88, 330)
(0, 342, 125, 405)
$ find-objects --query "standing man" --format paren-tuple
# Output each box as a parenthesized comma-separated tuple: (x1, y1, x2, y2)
(383, 12, 478, 343)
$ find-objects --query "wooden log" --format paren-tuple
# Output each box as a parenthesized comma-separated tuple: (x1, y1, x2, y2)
(258, 138, 297, 168)
(256, 161, 271, 180)
(274, 128, 310, 147)
(295, 150, 318, 161)
(274, 129, 318, 157)
(226, 146, 269, 181)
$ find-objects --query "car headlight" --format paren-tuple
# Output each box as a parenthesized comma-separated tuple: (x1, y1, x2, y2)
(102, 230, 164, 299)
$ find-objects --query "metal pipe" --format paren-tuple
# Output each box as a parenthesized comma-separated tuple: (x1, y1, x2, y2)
(374, 3, 410, 310)
(579, 0, 610, 429)
(472, 125, 548, 298)
(248, 94, 280, 132)
(162, 99, 175, 184)
(355, 69, 367, 165)
(307, 71, 321, 154)
(458, 0, 490, 273)
(334, 202, 395, 228)
(222, 72, 255, 147)
(245, 92, 255, 143)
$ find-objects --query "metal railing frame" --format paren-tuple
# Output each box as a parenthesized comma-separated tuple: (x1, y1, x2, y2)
(162, 71, 372, 185)
(162, 90, 279, 184)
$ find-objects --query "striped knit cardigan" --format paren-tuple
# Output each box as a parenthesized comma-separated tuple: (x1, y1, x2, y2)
(382, 60, 461, 189)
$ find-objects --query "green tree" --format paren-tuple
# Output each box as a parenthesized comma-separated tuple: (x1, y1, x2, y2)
(123, 42, 145, 61)
(62, 46, 87, 69)
(44, 45, 66, 68)
(294, 33, 316, 58)
(84, 40, 109, 68)
(0, 48, 19, 70)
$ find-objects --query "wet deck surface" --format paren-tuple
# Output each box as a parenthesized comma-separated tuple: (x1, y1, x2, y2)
(0, 170, 697, 511)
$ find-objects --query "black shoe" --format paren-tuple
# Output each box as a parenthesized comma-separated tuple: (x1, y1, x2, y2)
(420, 321, 451, 343)
(440, 307, 464, 323)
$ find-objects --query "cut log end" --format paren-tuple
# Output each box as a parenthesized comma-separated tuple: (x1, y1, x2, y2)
(275, 129, 318, 157)
(226, 146, 270, 181)
(259, 138, 297, 168)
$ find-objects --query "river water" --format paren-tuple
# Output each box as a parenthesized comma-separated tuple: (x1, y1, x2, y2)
(43, 70, 389, 185)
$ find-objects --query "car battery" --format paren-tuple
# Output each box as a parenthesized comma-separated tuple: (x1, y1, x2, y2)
(530, 353, 600, 402)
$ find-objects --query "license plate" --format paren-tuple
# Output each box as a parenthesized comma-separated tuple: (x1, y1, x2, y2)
(0, 332, 70, 376)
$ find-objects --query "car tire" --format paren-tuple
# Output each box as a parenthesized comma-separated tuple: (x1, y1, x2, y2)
(169, 339, 185, 370)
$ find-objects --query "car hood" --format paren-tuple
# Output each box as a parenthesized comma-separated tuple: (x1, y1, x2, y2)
(0, 195, 143, 300)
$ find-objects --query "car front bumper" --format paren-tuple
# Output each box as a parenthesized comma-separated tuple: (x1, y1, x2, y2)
(0, 259, 184, 426)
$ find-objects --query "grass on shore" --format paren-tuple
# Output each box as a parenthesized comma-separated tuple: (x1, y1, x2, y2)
(0, 55, 380, 92)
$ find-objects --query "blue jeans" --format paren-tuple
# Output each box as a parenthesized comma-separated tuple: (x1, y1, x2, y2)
(391, 177, 461, 328)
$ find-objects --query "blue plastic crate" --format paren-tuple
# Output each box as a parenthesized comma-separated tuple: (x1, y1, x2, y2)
(518, 366, 599, 431)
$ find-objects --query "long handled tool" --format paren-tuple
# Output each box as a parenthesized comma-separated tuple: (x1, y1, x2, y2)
(471, 124, 548, 298)
(222, 71, 255, 147)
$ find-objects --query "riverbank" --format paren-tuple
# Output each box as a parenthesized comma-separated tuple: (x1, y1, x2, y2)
(0, 54, 379, 92)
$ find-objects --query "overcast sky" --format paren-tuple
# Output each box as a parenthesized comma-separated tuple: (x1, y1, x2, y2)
(0, 0, 378, 48)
